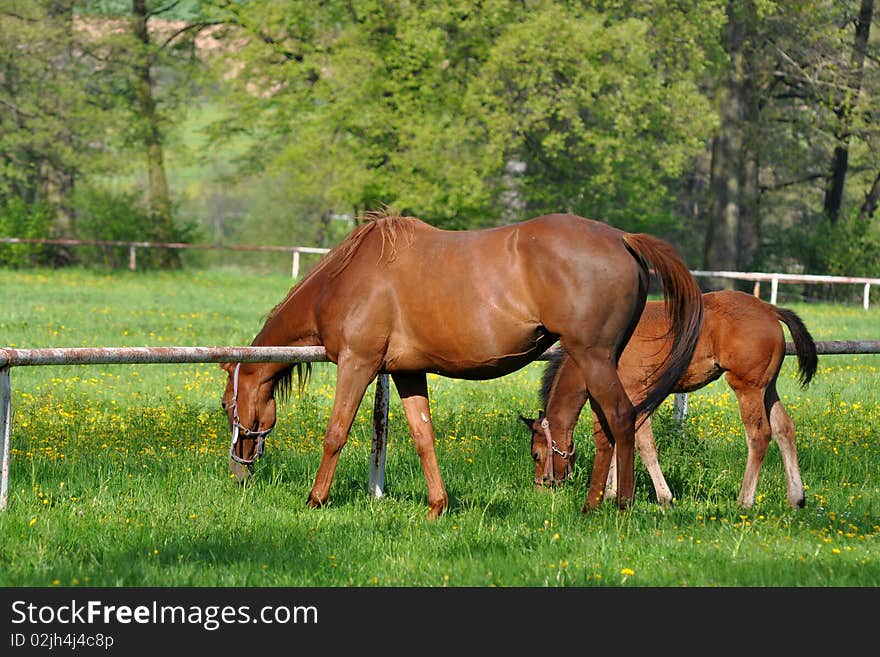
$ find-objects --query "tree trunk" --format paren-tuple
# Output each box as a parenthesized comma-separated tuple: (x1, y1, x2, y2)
(38, 2, 76, 257)
(132, 0, 178, 267)
(703, 2, 751, 290)
(860, 170, 880, 220)
(823, 0, 872, 223)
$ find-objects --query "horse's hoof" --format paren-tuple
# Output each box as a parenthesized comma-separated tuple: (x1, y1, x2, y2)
(426, 498, 448, 520)
(228, 458, 252, 483)
(306, 493, 328, 509)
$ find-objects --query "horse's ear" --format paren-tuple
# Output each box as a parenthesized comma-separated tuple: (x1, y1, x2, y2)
(518, 414, 536, 431)
(219, 362, 235, 373)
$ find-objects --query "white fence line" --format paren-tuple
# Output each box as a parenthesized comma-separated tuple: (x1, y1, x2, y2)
(2, 341, 879, 511)
(691, 270, 880, 309)
(0, 238, 330, 278)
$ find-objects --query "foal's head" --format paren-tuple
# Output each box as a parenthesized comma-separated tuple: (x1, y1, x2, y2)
(220, 362, 279, 481)
(519, 412, 577, 487)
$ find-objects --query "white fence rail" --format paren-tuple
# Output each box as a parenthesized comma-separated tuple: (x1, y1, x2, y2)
(691, 270, 880, 309)
(0, 237, 330, 278)
(2, 341, 880, 511)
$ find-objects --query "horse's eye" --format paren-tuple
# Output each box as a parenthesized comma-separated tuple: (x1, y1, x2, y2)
(221, 400, 227, 411)
(532, 451, 540, 462)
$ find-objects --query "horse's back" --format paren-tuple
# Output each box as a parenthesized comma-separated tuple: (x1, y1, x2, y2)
(620, 290, 785, 394)
(316, 213, 646, 378)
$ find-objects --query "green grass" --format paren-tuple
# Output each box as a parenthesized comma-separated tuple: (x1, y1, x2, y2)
(0, 268, 878, 587)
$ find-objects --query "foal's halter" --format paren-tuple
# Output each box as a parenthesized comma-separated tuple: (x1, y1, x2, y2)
(536, 417, 575, 485)
(228, 363, 273, 466)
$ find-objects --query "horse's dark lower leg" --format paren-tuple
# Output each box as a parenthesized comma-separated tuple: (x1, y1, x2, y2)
(586, 417, 613, 510)
(604, 416, 674, 507)
(392, 372, 448, 519)
(307, 361, 377, 509)
(567, 350, 636, 511)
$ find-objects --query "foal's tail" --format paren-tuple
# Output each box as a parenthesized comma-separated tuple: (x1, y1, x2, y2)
(622, 233, 704, 419)
(775, 307, 818, 387)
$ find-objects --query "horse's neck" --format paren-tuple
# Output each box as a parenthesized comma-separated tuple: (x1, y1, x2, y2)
(252, 279, 321, 348)
(549, 359, 590, 434)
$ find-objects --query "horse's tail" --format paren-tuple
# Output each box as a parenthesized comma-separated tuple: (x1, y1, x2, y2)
(621, 233, 704, 419)
(774, 307, 818, 387)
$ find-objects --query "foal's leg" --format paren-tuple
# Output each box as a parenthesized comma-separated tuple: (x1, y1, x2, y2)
(729, 381, 773, 509)
(307, 357, 379, 509)
(766, 386, 805, 508)
(391, 372, 449, 519)
(633, 415, 674, 507)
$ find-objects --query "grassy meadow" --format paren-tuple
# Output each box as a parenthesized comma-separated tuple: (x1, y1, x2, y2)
(0, 267, 878, 587)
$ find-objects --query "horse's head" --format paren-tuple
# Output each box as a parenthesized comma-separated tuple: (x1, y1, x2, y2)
(220, 362, 278, 482)
(519, 412, 576, 487)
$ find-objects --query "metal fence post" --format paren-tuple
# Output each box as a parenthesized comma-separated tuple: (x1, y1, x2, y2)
(0, 367, 11, 511)
(672, 392, 688, 429)
(291, 250, 301, 279)
(369, 373, 390, 499)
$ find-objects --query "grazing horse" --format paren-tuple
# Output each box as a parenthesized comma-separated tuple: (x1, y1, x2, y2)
(521, 290, 817, 509)
(220, 210, 703, 518)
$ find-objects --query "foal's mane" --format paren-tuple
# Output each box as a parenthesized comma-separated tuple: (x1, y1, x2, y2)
(268, 208, 418, 402)
(539, 350, 566, 412)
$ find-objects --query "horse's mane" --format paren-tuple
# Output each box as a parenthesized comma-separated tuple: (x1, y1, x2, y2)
(265, 207, 417, 324)
(267, 207, 418, 402)
(539, 350, 566, 412)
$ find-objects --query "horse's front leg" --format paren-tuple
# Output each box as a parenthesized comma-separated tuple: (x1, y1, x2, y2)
(392, 372, 449, 519)
(307, 356, 379, 509)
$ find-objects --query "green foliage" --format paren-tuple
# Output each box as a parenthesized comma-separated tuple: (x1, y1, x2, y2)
(772, 212, 880, 302)
(0, 199, 53, 267)
(468, 6, 718, 230)
(71, 186, 201, 269)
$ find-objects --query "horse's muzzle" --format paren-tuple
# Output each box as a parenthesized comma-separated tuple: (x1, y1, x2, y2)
(228, 457, 253, 482)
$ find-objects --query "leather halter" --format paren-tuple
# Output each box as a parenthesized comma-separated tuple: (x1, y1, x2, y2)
(536, 417, 575, 484)
(228, 363, 273, 465)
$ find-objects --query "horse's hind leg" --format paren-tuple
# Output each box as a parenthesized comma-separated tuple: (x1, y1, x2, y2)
(604, 415, 674, 507)
(767, 386, 805, 508)
(730, 380, 777, 509)
(391, 372, 448, 519)
(307, 357, 380, 509)
(586, 412, 615, 509)
(566, 349, 636, 511)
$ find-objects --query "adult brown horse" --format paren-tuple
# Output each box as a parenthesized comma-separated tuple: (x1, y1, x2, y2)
(521, 290, 817, 509)
(220, 210, 703, 518)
